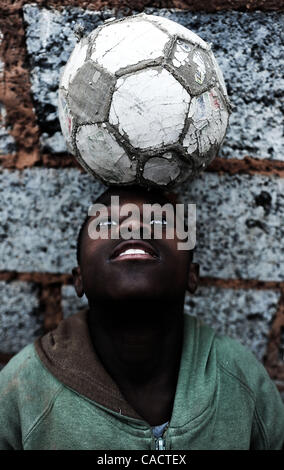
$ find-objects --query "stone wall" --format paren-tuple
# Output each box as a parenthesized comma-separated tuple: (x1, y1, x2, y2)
(0, 1, 283, 400)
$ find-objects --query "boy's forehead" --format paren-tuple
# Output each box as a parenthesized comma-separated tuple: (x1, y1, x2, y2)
(95, 186, 176, 207)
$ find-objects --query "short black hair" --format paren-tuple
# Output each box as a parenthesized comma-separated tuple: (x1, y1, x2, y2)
(76, 214, 90, 265)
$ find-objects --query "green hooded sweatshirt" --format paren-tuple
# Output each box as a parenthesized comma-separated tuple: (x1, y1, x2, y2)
(0, 310, 283, 450)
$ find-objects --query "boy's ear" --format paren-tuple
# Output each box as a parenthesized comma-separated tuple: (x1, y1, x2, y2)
(187, 262, 199, 294)
(72, 266, 84, 298)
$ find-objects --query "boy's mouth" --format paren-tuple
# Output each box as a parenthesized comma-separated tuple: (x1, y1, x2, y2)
(109, 240, 159, 261)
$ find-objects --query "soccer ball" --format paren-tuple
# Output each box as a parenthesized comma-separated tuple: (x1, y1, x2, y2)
(58, 13, 230, 188)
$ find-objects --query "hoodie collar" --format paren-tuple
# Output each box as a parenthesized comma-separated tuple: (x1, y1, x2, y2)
(35, 309, 143, 420)
(35, 309, 217, 427)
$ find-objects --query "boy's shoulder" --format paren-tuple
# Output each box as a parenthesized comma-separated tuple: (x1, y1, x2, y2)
(210, 326, 283, 411)
(0, 342, 63, 421)
(187, 315, 282, 403)
(1, 343, 39, 386)
(1, 342, 55, 386)
(189, 315, 266, 378)
(0, 343, 63, 449)
(214, 331, 268, 385)
(196, 321, 284, 449)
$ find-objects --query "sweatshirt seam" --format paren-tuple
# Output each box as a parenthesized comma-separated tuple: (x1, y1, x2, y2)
(64, 384, 151, 433)
(252, 405, 269, 449)
(34, 340, 142, 420)
(34, 339, 124, 401)
(217, 359, 269, 449)
(22, 384, 64, 447)
(51, 362, 122, 399)
(217, 359, 256, 401)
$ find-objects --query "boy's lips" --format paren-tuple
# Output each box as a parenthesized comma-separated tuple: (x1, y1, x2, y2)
(109, 240, 159, 261)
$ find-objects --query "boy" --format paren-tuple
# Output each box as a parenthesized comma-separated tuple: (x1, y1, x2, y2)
(0, 185, 284, 450)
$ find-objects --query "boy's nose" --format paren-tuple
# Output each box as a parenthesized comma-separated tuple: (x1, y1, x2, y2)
(119, 217, 152, 239)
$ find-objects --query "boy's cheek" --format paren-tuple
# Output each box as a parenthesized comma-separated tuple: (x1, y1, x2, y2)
(82, 238, 111, 262)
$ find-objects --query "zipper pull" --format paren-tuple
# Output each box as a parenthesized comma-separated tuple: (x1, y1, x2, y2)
(155, 436, 166, 450)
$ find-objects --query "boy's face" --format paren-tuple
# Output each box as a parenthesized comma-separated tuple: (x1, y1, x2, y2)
(73, 188, 198, 304)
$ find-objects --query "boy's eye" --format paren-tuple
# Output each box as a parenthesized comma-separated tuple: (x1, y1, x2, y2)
(98, 218, 118, 227)
(150, 217, 167, 225)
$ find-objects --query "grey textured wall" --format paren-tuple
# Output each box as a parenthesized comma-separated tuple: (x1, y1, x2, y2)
(0, 2, 283, 398)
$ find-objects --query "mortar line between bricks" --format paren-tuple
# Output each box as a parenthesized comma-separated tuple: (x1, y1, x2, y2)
(39, 283, 64, 332)
(263, 291, 284, 379)
(0, 155, 284, 178)
(0, 271, 283, 290)
(1, 0, 282, 13)
(0, 271, 73, 285)
(1, 155, 284, 177)
(199, 278, 284, 290)
(0, 1, 41, 168)
(207, 157, 284, 177)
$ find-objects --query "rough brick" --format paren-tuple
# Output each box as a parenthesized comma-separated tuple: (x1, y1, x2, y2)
(0, 8, 41, 167)
(23, 5, 115, 154)
(0, 101, 16, 155)
(185, 287, 280, 361)
(178, 172, 284, 281)
(0, 168, 283, 281)
(151, 9, 284, 161)
(0, 281, 43, 354)
(0, 59, 16, 155)
(23, 5, 284, 161)
(0, 168, 105, 273)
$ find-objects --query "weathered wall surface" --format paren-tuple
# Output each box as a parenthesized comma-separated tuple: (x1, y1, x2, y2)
(0, 1, 283, 401)
(23, 6, 284, 161)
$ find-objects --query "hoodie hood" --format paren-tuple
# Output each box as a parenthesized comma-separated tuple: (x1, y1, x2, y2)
(35, 309, 218, 427)
(35, 309, 143, 420)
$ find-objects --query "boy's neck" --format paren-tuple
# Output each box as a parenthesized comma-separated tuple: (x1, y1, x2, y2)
(87, 298, 184, 425)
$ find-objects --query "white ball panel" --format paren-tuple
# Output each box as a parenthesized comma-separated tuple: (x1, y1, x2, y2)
(183, 88, 228, 157)
(60, 41, 88, 89)
(76, 124, 137, 183)
(58, 88, 75, 154)
(91, 20, 169, 74)
(110, 68, 191, 150)
(209, 51, 229, 100)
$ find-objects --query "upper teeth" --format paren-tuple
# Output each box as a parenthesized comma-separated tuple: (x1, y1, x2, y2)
(119, 248, 148, 256)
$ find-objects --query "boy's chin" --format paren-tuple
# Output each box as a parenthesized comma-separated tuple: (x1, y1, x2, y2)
(86, 284, 171, 304)
(102, 287, 163, 302)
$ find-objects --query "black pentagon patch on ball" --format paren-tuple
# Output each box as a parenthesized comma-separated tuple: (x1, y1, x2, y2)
(68, 61, 115, 124)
